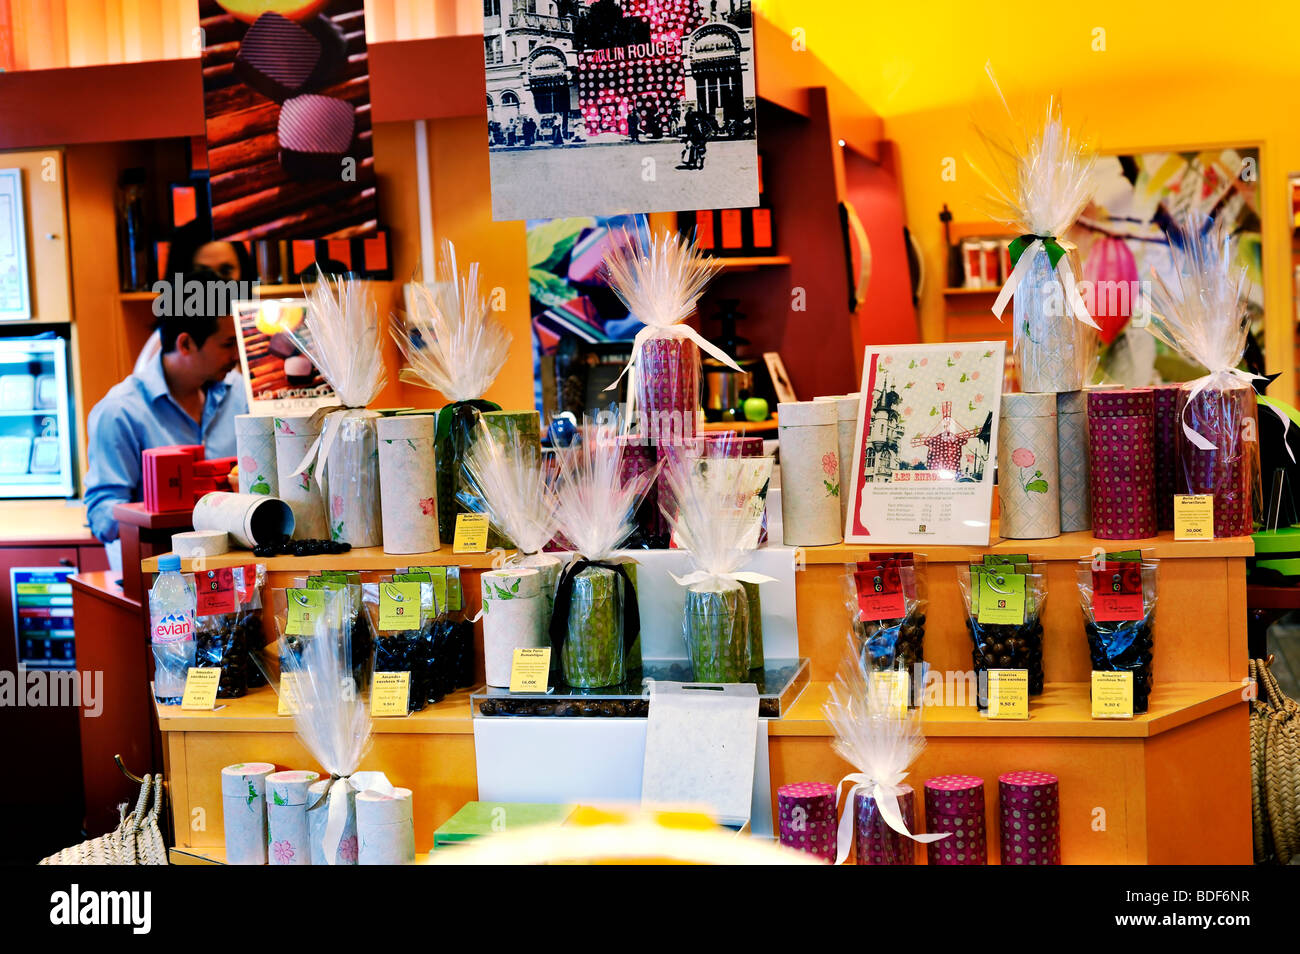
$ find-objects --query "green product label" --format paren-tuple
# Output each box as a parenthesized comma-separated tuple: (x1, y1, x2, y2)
(393, 572, 432, 583)
(379, 582, 422, 631)
(409, 566, 451, 612)
(985, 554, 1029, 565)
(286, 589, 326, 636)
(1106, 550, 1142, 562)
(304, 578, 347, 594)
(977, 572, 1026, 625)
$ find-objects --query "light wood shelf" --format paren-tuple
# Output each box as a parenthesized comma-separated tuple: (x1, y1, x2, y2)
(142, 545, 509, 574)
(711, 255, 792, 270)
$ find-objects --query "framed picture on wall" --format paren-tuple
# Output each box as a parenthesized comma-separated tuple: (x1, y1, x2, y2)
(0, 169, 32, 322)
(845, 341, 1005, 546)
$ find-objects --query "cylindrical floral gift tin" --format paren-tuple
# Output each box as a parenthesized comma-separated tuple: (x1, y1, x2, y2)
(1056, 391, 1091, 532)
(222, 762, 275, 865)
(924, 775, 987, 865)
(377, 414, 439, 554)
(1087, 389, 1156, 540)
(482, 567, 545, 687)
(777, 782, 836, 862)
(999, 770, 1061, 865)
(266, 769, 320, 866)
(682, 577, 750, 682)
(855, 784, 916, 865)
(357, 787, 415, 865)
(777, 400, 842, 546)
(307, 779, 358, 865)
(192, 492, 294, 550)
(324, 409, 383, 547)
(828, 396, 861, 529)
(273, 414, 328, 540)
(235, 414, 278, 497)
(997, 392, 1060, 539)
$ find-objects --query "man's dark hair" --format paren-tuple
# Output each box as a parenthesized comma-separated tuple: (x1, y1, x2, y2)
(168, 222, 255, 281)
(157, 268, 227, 354)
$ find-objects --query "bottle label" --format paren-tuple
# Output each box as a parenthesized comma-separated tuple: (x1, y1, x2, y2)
(152, 613, 193, 644)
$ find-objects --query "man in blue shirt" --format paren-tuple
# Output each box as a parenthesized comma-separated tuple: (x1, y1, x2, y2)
(84, 277, 247, 543)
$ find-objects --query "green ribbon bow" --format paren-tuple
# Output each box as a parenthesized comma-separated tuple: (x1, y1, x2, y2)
(1008, 234, 1066, 270)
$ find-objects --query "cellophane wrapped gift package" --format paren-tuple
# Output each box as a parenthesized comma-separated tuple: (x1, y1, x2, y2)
(392, 240, 511, 541)
(287, 276, 388, 547)
(1148, 212, 1260, 537)
(550, 413, 658, 688)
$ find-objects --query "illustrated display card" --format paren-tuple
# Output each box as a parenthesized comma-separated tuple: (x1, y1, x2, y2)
(845, 342, 1006, 546)
(233, 298, 336, 416)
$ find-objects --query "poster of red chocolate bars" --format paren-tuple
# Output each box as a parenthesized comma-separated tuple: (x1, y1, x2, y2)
(485, 0, 760, 220)
(198, 0, 378, 242)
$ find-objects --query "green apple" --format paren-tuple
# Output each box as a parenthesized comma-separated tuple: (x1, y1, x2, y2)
(743, 397, 769, 422)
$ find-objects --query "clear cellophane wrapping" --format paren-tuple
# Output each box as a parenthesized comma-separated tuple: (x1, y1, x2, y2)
(843, 554, 928, 689)
(195, 563, 266, 698)
(1077, 559, 1159, 713)
(550, 411, 659, 688)
(1148, 212, 1260, 537)
(659, 452, 772, 682)
(362, 579, 454, 713)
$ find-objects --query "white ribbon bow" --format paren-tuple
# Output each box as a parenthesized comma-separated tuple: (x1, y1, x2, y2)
(605, 324, 742, 392)
(669, 569, 777, 589)
(291, 405, 376, 488)
(318, 770, 395, 865)
(1179, 368, 1265, 452)
(992, 238, 1100, 330)
(833, 772, 947, 865)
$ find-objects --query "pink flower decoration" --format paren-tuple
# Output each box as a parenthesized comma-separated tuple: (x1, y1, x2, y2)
(1011, 447, 1035, 468)
(272, 840, 295, 864)
(971, 371, 980, 380)
(920, 358, 928, 367)
(332, 495, 344, 516)
(975, 393, 984, 404)
(821, 451, 839, 476)
(903, 406, 913, 417)
(418, 497, 435, 516)
(240, 456, 257, 473)
(884, 356, 893, 364)
(339, 835, 358, 863)
(953, 350, 963, 358)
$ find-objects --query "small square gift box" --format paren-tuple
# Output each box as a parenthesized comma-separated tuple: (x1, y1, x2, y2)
(266, 770, 320, 866)
(221, 762, 276, 865)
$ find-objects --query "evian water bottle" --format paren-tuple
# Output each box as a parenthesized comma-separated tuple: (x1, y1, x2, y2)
(149, 553, 196, 704)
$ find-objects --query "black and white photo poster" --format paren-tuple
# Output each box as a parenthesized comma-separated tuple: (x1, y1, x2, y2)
(484, 1, 760, 220)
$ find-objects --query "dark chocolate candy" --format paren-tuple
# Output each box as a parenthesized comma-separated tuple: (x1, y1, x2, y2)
(277, 93, 356, 179)
(235, 12, 345, 104)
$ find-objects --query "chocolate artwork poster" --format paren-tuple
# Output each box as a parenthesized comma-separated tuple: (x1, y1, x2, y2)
(199, 0, 378, 241)
(485, 1, 759, 220)
(845, 342, 1006, 547)
(233, 298, 337, 416)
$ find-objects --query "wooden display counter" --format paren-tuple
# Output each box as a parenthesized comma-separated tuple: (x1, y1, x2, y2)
(149, 525, 1253, 864)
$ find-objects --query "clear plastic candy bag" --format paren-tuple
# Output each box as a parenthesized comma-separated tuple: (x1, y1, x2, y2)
(956, 563, 1048, 708)
(194, 564, 266, 699)
(1077, 559, 1158, 714)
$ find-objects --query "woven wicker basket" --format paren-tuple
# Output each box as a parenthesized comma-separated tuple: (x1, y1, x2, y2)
(1249, 659, 1300, 865)
(39, 774, 167, 866)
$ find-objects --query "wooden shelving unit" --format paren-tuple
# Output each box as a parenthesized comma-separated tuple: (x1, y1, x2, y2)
(118, 283, 317, 303)
(710, 255, 793, 271)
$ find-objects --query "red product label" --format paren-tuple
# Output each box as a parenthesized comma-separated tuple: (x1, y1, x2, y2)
(233, 564, 258, 605)
(364, 233, 388, 271)
(1092, 563, 1144, 622)
(326, 239, 352, 271)
(855, 567, 905, 621)
(291, 240, 316, 275)
(197, 568, 237, 617)
(721, 209, 743, 249)
(751, 208, 773, 249)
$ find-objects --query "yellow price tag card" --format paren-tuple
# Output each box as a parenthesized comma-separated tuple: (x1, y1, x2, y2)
(986, 669, 1029, 720)
(379, 582, 421, 631)
(1174, 494, 1214, 540)
(285, 589, 325, 636)
(370, 671, 411, 716)
(180, 668, 221, 710)
(870, 669, 909, 717)
(1091, 670, 1134, 719)
(509, 647, 552, 692)
(453, 513, 490, 553)
(278, 672, 298, 716)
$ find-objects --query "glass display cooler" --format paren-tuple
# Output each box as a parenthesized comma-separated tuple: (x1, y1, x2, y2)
(0, 336, 74, 498)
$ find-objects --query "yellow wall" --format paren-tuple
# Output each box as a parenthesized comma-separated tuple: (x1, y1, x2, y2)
(757, 0, 1299, 405)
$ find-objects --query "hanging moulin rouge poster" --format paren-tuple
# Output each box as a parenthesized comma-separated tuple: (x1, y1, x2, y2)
(484, 1, 760, 221)
(845, 342, 1006, 547)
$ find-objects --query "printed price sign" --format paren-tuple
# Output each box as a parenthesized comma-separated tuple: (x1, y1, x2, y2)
(977, 572, 1026, 625)
(1092, 562, 1144, 622)
(285, 589, 325, 636)
(1174, 495, 1214, 540)
(379, 582, 421, 631)
(1091, 670, 1134, 719)
(278, 671, 299, 716)
(509, 648, 552, 692)
(453, 513, 489, 553)
(370, 671, 411, 716)
(986, 669, 1028, 720)
(196, 567, 237, 616)
(181, 668, 221, 710)
(870, 669, 909, 717)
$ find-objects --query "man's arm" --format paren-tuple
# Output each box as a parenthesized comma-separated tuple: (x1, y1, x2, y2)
(84, 401, 142, 543)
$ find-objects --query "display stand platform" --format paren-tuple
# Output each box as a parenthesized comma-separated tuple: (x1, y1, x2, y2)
(149, 525, 1253, 864)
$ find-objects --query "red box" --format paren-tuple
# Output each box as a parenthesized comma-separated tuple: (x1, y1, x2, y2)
(142, 449, 195, 513)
